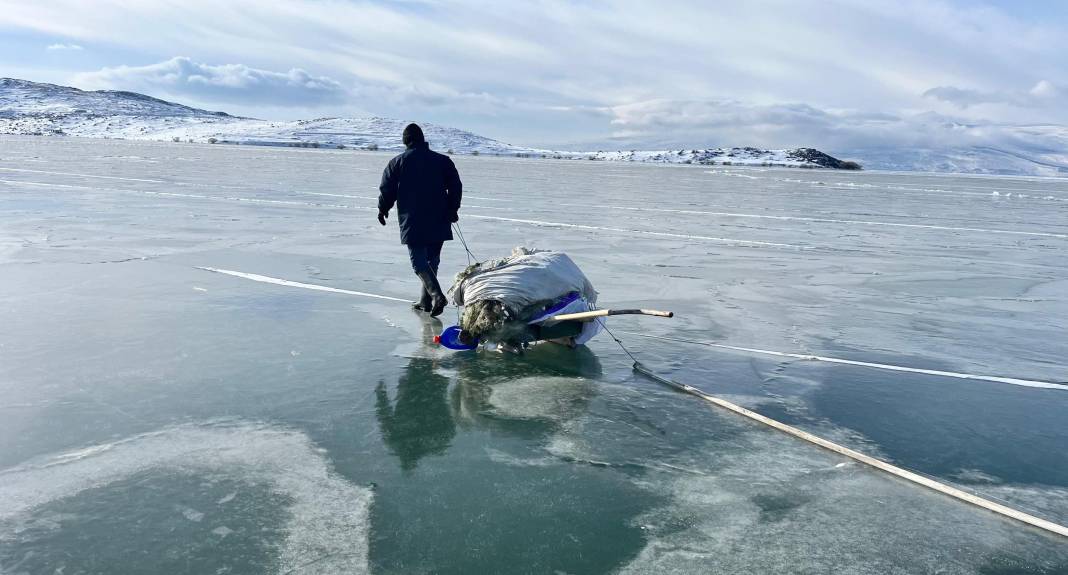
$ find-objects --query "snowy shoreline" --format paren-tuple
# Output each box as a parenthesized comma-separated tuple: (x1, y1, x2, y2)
(7, 77, 1068, 176)
(0, 117, 858, 170)
(1, 78, 859, 170)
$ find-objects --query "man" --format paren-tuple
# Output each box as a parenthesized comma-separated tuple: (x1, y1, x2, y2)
(377, 123, 463, 317)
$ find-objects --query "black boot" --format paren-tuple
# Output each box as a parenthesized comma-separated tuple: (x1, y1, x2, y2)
(415, 271, 448, 317)
(412, 286, 432, 312)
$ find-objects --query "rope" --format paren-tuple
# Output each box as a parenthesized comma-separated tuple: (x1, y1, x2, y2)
(450, 222, 478, 323)
(452, 222, 477, 265)
(596, 317, 640, 364)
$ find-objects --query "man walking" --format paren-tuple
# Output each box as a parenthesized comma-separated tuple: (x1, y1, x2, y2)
(377, 123, 463, 317)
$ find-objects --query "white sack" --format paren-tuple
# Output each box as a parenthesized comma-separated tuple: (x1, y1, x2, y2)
(449, 248, 597, 314)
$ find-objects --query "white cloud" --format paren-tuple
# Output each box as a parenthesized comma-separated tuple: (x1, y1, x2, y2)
(599, 97, 1068, 159)
(5, 1, 1068, 147)
(46, 43, 83, 51)
(604, 99, 883, 150)
(74, 57, 349, 107)
(922, 86, 1012, 108)
(1030, 80, 1062, 100)
(923, 79, 1065, 111)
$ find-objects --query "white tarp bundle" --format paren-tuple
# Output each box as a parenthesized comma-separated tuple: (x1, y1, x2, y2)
(449, 248, 597, 315)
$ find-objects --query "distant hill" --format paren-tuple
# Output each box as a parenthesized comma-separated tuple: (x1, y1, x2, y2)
(845, 131, 1068, 177)
(0, 77, 235, 119)
(0, 78, 519, 155)
(2, 77, 862, 170)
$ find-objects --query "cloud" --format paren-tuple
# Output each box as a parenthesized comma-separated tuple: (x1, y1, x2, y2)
(363, 81, 505, 110)
(74, 57, 349, 107)
(604, 99, 873, 149)
(1029, 80, 1062, 100)
(598, 97, 1068, 157)
(6, 1, 1068, 147)
(923, 80, 1064, 110)
(46, 43, 83, 51)
(922, 86, 1012, 108)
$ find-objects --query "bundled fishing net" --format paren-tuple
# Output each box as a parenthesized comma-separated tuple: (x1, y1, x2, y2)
(448, 247, 598, 344)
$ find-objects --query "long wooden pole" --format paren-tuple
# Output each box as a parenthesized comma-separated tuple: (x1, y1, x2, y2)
(633, 362, 1068, 539)
(545, 308, 674, 323)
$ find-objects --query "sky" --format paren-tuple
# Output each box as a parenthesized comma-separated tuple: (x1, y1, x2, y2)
(1, 0, 1066, 152)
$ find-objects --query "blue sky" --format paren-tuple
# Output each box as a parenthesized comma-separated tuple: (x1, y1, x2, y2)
(1, 0, 1065, 151)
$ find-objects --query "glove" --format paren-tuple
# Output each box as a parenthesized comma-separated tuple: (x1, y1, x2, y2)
(449, 211, 459, 223)
(377, 212, 388, 226)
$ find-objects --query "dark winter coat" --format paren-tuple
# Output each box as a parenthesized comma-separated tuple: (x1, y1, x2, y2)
(378, 142, 463, 245)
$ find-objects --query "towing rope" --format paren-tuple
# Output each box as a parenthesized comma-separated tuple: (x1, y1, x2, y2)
(452, 222, 478, 265)
(450, 222, 477, 323)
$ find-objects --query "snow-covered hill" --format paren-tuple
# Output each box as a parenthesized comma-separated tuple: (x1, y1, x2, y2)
(845, 124, 1068, 177)
(0, 79, 522, 154)
(581, 147, 859, 169)
(0, 77, 858, 168)
(0, 78, 235, 119)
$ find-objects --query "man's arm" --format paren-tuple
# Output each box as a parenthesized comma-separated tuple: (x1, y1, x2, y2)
(377, 158, 399, 225)
(445, 157, 462, 221)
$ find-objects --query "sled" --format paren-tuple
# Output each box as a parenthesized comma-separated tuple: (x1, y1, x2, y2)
(436, 291, 673, 351)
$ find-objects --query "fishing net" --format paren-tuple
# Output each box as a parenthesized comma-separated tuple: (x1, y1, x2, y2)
(448, 247, 597, 342)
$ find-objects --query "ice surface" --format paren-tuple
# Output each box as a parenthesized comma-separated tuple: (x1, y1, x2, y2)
(2, 135, 1067, 573)
(486, 376, 597, 422)
(0, 422, 373, 574)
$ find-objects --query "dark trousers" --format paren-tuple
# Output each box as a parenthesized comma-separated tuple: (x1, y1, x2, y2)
(407, 241, 444, 275)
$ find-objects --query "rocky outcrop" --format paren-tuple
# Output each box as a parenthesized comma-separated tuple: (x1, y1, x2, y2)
(786, 148, 862, 169)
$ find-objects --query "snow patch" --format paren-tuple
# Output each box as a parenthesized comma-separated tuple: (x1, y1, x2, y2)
(0, 422, 373, 575)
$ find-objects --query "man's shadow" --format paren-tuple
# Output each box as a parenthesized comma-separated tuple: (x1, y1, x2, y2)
(374, 318, 455, 472)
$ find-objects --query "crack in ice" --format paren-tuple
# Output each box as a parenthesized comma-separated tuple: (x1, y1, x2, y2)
(623, 332, 1068, 391)
(197, 267, 409, 302)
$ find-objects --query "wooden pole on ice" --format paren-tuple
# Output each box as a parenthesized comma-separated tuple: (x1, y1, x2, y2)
(633, 362, 1068, 539)
(544, 308, 674, 323)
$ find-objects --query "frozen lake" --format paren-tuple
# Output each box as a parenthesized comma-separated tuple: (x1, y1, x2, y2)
(2, 135, 1067, 574)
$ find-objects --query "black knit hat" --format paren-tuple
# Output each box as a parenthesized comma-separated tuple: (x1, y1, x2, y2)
(402, 123, 425, 147)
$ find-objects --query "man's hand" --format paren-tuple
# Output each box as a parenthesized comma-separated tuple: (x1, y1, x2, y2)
(449, 211, 459, 223)
(378, 211, 388, 226)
